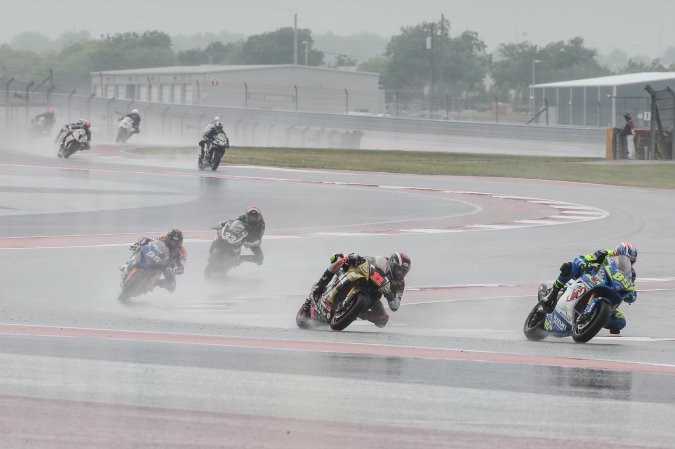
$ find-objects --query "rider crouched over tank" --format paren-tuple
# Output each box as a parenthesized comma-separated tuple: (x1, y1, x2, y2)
(540, 241, 637, 334)
(126, 229, 187, 292)
(302, 251, 411, 328)
(218, 205, 265, 266)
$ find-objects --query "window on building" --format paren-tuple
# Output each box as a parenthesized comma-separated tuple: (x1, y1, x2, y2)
(173, 84, 182, 104)
(184, 84, 194, 104)
(150, 85, 159, 103)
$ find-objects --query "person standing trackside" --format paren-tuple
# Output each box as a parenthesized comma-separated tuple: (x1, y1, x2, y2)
(621, 113, 636, 160)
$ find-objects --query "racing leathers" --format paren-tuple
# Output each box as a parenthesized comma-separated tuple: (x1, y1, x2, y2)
(306, 253, 405, 328)
(541, 248, 637, 333)
(121, 112, 141, 133)
(56, 122, 91, 149)
(128, 236, 187, 292)
(218, 212, 265, 265)
(199, 125, 229, 157)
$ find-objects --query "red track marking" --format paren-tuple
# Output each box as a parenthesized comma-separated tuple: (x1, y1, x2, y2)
(1, 323, 674, 375)
(0, 395, 653, 449)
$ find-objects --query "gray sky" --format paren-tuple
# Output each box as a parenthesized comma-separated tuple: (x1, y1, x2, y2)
(3, 0, 674, 58)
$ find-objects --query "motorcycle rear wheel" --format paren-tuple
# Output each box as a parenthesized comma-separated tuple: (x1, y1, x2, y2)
(523, 303, 547, 341)
(330, 290, 368, 331)
(572, 297, 611, 343)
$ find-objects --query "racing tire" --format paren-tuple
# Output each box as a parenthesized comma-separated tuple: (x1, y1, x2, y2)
(330, 290, 368, 331)
(523, 303, 548, 341)
(572, 297, 611, 343)
(62, 142, 77, 159)
(210, 150, 223, 171)
(296, 304, 312, 329)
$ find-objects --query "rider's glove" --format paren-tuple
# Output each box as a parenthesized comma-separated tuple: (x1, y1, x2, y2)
(329, 253, 344, 263)
(623, 291, 637, 304)
(347, 253, 362, 266)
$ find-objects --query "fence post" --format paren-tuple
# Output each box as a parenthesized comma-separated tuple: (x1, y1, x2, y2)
(161, 107, 170, 132)
(86, 92, 95, 118)
(24, 81, 34, 121)
(345, 88, 349, 114)
(4, 77, 14, 128)
(67, 89, 77, 122)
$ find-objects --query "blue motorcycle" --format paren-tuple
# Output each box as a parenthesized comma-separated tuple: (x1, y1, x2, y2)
(524, 255, 635, 343)
(118, 240, 171, 302)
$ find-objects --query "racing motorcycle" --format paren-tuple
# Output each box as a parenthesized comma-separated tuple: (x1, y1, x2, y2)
(523, 255, 635, 343)
(30, 116, 54, 137)
(57, 128, 88, 158)
(204, 219, 248, 279)
(118, 239, 171, 302)
(198, 132, 229, 171)
(296, 257, 391, 331)
(116, 116, 134, 143)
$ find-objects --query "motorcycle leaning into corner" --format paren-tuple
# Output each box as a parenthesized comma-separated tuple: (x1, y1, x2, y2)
(204, 219, 249, 279)
(523, 255, 636, 343)
(296, 257, 393, 331)
(198, 132, 229, 171)
(118, 239, 172, 302)
(116, 116, 135, 143)
(57, 128, 89, 159)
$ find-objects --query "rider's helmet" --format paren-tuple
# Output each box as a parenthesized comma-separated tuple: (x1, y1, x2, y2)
(624, 113, 632, 121)
(47, 107, 55, 114)
(213, 116, 221, 122)
(388, 252, 411, 281)
(615, 242, 637, 264)
(214, 121, 224, 131)
(131, 108, 139, 115)
(245, 205, 261, 224)
(165, 228, 184, 249)
(82, 120, 91, 128)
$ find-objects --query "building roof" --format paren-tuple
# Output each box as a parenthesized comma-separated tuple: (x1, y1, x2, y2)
(92, 64, 378, 77)
(535, 72, 675, 88)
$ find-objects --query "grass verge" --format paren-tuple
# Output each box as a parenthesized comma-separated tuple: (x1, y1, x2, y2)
(130, 146, 675, 189)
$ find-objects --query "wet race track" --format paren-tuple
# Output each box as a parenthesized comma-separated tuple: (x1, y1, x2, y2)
(1, 143, 675, 449)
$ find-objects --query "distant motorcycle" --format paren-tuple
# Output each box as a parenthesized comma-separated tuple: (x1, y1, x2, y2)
(118, 240, 171, 302)
(30, 116, 54, 137)
(57, 128, 89, 158)
(296, 256, 390, 331)
(523, 255, 635, 343)
(198, 132, 229, 171)
(116, 116, 134, 143)
(204, 219, 248, 279)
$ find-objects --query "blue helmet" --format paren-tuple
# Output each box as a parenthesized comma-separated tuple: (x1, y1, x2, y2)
(616, 242, 637, 264)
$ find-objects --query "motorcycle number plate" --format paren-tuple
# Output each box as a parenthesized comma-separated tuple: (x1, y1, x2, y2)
(370, 272, 384, 286)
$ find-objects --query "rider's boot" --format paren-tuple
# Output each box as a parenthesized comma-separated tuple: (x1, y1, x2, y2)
(541, 282, 562, 313)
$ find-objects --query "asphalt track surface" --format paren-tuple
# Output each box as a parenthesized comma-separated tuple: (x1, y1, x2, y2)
(1, 142, 675, 449)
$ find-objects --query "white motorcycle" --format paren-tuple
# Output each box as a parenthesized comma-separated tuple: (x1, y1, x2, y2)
(116, 116, 134, 143)
(57, 128, 89, 159)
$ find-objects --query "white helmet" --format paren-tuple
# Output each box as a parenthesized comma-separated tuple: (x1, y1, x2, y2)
(213, 116, 221, 121)
(131, 108, 139, 114)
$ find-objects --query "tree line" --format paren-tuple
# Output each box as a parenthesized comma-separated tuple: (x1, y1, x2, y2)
(2, 21, 674, 105)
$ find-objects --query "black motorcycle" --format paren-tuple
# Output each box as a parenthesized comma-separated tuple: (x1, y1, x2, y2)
(204, 219, 248, 279)
(198, 132, 229, 171)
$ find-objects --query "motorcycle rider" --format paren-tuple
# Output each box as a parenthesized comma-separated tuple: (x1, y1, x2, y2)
(199, 120, 229, 160)
(540, 242, 637, 334)
(218, 205, 265, 265)
(302, 251, 411, 328)
(120, 108, 141, 134)
(127, 228, 187, 292)
(56, 119, 92, 150)
(31, 108, 56, 133)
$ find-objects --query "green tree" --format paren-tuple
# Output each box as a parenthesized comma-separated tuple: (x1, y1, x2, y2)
(9, 31, 54, 52)
(238, 27, 324, 65)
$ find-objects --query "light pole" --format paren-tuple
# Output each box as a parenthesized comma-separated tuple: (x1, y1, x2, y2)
(531, 59, 541, 119)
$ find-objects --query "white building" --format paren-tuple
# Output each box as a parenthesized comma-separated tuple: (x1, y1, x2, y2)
(91, 64, 383, 114)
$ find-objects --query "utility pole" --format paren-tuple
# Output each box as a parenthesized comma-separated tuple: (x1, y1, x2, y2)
(427, 23, 434, 118)
(293, 14, 298, 65)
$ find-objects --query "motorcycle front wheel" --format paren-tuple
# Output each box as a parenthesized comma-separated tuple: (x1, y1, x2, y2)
(118, 268, 147, 302)
(523, 303, 547, 341)
(210, 149, 224, 171)
(330, 290, 368, 331)
(62, 142, 77, 159)
(572, 297, 611, 343)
